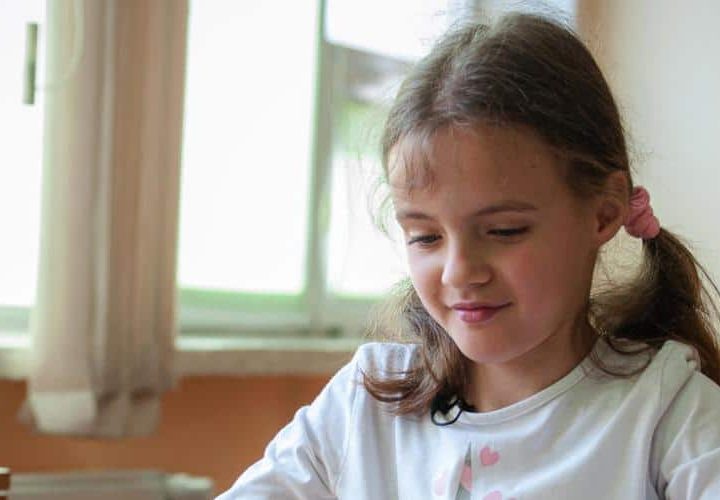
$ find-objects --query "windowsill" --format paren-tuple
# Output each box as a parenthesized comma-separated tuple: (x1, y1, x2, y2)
(176, 335, 362, 376)
(0, 333, 363, 380)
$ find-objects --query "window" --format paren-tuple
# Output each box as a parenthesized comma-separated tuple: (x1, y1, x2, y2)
(178, 0, 322, 335)
(0, 0, 46, 334)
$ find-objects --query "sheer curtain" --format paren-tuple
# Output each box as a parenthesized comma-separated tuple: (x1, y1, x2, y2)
(20, 0, 188, 437)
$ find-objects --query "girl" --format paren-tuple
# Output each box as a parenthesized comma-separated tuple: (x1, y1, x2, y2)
(218, 12, 720, 499)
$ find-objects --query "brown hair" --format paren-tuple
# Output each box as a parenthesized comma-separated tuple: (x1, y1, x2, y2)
(363, 12, 720, 417)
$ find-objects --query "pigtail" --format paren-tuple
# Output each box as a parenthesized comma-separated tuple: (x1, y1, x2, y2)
(593, 229, 720, 384)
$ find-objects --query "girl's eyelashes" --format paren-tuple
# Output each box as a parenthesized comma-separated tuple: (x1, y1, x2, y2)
(406, 227, 529, 246)
(488, 226, 530, 237)
(407, 234, 441, 246)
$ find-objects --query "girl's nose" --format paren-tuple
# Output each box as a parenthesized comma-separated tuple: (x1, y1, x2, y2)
(440, 239, 492, 288)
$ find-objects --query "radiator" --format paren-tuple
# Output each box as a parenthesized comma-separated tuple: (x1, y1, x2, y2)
(8, 470, 214, 500)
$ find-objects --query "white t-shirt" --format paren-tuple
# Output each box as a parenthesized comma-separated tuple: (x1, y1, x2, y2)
(217, 339, 720, 499)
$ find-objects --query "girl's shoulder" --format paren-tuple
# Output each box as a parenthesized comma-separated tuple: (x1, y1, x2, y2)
(594, 338, 719, 413)
(595, 337, 700, 375)
(652, 339, 720, 407)
(653, 339, 703, 379)
(642, 341, 720, 494)
(351, 340, 421, 375)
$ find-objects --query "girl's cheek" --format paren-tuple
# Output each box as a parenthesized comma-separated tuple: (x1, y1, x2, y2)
(407, 255, 432, 286)
(505, 247, 547, 295)
(408, 251, 441, 274)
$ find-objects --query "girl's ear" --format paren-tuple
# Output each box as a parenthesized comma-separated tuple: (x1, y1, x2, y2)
(593, 171, 628, 246)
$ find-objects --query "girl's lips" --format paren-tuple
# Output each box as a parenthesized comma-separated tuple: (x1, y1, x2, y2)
(453, 304, 510, 324)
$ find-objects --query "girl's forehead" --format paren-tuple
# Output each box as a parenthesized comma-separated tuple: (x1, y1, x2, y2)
(388, 125, 564, 199)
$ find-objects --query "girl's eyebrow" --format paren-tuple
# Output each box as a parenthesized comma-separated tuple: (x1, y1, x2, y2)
(396, 200, 538, 221)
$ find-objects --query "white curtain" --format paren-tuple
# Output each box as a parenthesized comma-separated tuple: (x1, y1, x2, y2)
(19, 0, 188, 437)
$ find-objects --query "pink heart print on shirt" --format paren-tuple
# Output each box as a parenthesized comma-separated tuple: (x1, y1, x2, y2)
(483, 491, 517, 500)
(480, 446, 500, 466)
(433, 445, 517, 498)
(433, 469, 448, 496)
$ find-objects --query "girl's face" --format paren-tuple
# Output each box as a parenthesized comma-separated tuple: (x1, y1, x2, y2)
(390, 125, 619, 369)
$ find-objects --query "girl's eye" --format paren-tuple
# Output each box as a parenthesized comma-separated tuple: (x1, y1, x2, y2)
(489, 227, 529, 237)
(407, 234, 441, 246)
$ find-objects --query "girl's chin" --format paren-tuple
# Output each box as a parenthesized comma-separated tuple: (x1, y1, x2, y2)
(451, 337, 522, 365)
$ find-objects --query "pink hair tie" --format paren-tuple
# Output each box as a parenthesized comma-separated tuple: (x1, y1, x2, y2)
(625, 186, 661, 239)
